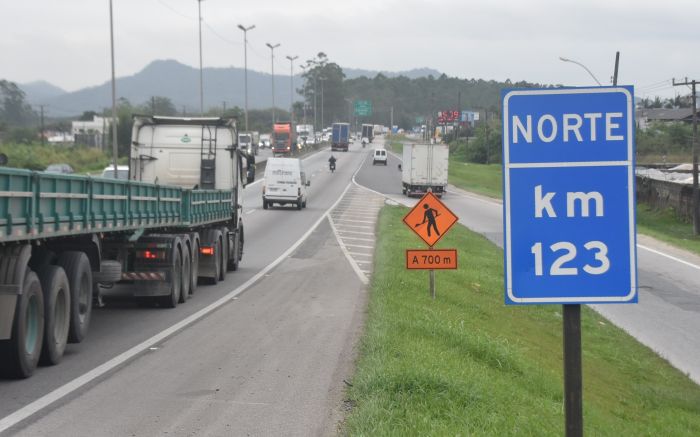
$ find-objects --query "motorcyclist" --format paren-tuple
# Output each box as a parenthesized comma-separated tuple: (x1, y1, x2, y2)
(328, 154, 337, 172)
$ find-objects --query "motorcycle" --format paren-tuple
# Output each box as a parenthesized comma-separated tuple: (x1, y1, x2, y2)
(329, 161, 336, 173)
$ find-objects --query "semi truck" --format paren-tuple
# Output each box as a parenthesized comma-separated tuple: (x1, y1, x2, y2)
(0, 116, 254, 378)
(331, 122, 350, 152)
(272, 122, 295, 156)
(401, 143, 449, 197)
(238, 131, 259, 156)
(361, 124, 374, 143)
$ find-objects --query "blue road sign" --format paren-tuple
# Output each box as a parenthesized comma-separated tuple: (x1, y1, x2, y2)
(502, 87, 637, 304)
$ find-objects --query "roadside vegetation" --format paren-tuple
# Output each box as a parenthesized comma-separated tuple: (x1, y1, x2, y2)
(0, 142, 116, 174)
(344, 206, 700, 436)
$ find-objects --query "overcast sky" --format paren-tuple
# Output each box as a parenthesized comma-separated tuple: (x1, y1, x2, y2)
(1, 0, 698, 99)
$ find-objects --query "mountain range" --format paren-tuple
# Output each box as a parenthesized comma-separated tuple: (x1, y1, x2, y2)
(18, 60, 441, 117)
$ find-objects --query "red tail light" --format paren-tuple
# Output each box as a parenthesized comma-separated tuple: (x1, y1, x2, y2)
(200, 246, 215, 256)
(137, 250, 165, 260)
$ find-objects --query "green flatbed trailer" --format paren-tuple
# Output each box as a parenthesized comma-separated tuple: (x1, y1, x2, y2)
(0, 116, 252, 379)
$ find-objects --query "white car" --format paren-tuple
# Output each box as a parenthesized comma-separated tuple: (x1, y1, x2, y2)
(373, 148, 388, 166)
(100, 165, 129, 179)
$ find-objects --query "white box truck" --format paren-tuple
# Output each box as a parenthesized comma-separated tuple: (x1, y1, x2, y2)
(401, 143, 449, 197)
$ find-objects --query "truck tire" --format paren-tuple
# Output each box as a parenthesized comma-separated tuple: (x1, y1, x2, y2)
(0, 271, 45, 378)
(189, 235, 200, 294)
(178, 247, 191, 303)
(219, 227, 229, 281)
(57, 252, 92, 344)
(36, 265, 71, 366)
(93, 260, 122, 284)
(159, 248, 181, 308)
(227, 231, 240, 271)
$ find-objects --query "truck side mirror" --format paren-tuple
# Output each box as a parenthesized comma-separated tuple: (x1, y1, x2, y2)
(306, 180, 311, 187)
(398, 164, 402, 171)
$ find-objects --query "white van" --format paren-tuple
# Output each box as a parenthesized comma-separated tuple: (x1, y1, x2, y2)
(373, 148, 388, 165)
(262, 157, 310, 210)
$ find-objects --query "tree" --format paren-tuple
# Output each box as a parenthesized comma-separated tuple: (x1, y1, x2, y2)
(299, 53, 346, 130)
(79, 110, 99, 121)
(139, 96, 177, 116)
(0, 80, 36, 127)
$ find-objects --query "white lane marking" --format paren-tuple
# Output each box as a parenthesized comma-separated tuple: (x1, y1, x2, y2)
(637, 244, 700, 272)
(339, 236, 376, 242)
(328, 217, 369, 285)
(344, 244, 375, 249)
(347, 252, 373, 257)
(333, 218, 376, 224)
(338, 230, 374, 236)
(0, 181, 355, 434)
(336, 224, 374, 230)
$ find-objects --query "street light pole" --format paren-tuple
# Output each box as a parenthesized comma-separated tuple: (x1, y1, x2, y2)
(559, 56, 602, 86)
(319, 76, 326, 131)
(237, 24, 255, 131)
(300, 64, 307, 124)
(266, 42, 280, 124)
(286, 55, 298, 124)
(109, 0, 118, 176)
(197, 0, 204, 115)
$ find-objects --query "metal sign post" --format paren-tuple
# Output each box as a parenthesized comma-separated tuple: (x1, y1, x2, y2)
(502, 86, 637, 436)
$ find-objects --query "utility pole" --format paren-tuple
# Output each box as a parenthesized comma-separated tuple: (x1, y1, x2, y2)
(286, 55, 298, 125)
(39, 105, 45, 146)
(237, 24, 255, 131)
(151, 96, 156, 115)
(222, 101, 226, 115)
(109, 0, 118, 176)
(390, 106, 394, 134)
(674, 77, 699, 234)
(266, 42, 280, 125)
(197, 0, 204, 116)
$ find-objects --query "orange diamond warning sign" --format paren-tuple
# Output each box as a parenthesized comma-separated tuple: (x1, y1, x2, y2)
(402, 192, 458, 247)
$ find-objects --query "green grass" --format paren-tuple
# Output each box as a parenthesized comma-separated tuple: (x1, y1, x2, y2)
(448, 160, 502, 198)
(344, 206, 700, 436)
(387, 140, 404, 155)
(637, 204, 700, 255)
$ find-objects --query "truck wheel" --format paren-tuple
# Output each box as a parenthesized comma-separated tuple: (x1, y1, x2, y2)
(218, 228, 229, 281)
(198, 229, 221, 285)
(57, 252, 93, 344)
(37, 266, 70, 365)
(159, 249, 181, 308)
(190, 236, 200, 294)
(227, 232, 240, 271)
(179, 247, 191, 303)
(0, 271, 45, 378)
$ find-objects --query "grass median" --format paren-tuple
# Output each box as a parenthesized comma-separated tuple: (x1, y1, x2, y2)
(343, 205, 700, 436)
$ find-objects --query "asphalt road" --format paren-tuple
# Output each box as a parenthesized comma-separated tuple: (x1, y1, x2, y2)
(0, 141, 372, 434)
(356, 137, 700, 386)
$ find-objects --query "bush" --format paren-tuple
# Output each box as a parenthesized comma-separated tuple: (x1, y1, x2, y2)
(0, 142, 112, 173)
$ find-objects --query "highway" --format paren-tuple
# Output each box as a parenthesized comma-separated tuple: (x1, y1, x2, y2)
(0, 142, 373, 435)
(3, 136, 700, 435)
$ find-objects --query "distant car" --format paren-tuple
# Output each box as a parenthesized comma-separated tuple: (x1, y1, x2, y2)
(45, 163, 74, 174)
(373, 148, 388, 166)
(100, 165, 130, 180)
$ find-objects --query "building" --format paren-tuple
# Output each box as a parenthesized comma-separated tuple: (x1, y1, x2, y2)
(71, 116, 112, 148)
(636, 108, 699, 130)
